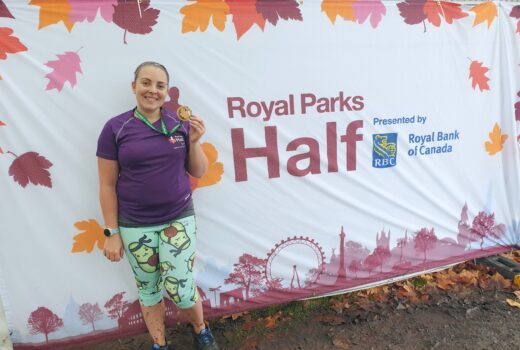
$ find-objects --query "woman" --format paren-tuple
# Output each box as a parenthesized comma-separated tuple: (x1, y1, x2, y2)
(97, 61, 218, 350)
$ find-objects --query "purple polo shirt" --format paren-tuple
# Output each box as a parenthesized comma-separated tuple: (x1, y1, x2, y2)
(97, 108, 191, 225)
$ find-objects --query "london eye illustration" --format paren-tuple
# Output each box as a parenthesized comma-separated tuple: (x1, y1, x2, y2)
(264, 236, 326, 289)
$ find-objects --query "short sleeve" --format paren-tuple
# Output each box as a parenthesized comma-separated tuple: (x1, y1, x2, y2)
(96, 121, 118, 160)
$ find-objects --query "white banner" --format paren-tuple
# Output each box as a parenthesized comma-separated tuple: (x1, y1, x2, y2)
(1, 1, 519, 348)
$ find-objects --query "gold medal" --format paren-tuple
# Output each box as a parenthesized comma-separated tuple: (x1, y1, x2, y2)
(177, 106, 192, 121)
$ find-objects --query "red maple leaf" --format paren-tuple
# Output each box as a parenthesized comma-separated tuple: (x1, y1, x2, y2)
(112, 0, 160, 44)
(397, 0, 426, 25)
(469, 60, 490, 92)
(8, 151, 53, 188)
(226, 0, 265, 39)
(0, 27, 27, 60)
(423, 0, 467, 27)
(0, 0, 14, 18)
(44, 51, 82, 91)
(256, 0, 302, 26)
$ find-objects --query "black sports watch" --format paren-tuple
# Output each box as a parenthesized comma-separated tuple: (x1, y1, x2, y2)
(103, 227, 120, 237)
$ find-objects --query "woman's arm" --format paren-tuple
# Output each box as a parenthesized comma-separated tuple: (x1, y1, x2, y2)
(98, 158, 124, 262)
(187, 116, 209, 178)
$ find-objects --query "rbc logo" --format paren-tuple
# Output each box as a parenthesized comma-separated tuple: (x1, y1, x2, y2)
(372, 133, 397, 168)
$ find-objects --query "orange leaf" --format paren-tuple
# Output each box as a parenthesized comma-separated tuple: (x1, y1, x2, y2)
(321, 0, 356, 24)
(506, 298, 520, 308)
(192, 143, 224, 191)
(469, 2, 497, 28)
(0, 27, 27, 60)
(423, 0, 467, 27)
(263, 312, 281, 329)
(71, 219, 105, 253)
(180, 0, 229, 33)
(226, 0, 265, 39)
(469, 60, 490, 92)
(485, 122, 508, 155)
(436, 278, 455, 290)
(30, 0, 74, 32)
(490, 272, 512, 290)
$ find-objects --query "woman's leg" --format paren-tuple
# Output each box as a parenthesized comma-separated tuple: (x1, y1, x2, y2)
(159, 215, 206, 332)
(177, 298, 205, 333)
(120, 225, 168, 346)
(141, 301, 166, 345)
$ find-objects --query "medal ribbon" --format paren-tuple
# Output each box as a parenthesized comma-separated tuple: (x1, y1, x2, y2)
(134, 108, 181, 137)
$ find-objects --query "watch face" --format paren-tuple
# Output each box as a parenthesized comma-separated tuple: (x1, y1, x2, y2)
(104, 228, 111, 237)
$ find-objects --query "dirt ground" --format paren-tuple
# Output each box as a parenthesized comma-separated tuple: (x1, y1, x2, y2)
(80, 261, 520, 350)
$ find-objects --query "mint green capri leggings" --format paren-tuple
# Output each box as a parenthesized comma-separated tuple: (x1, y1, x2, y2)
(120, 215, 199, 308)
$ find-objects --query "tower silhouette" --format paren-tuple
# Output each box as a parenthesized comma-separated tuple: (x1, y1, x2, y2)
(337, 226, 347, 280)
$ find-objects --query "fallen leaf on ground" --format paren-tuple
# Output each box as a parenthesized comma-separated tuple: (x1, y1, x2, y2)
(506, 298, 520, 308)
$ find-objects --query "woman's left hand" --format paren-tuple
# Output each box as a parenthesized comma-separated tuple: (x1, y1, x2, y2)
(189, 116, 205, 144)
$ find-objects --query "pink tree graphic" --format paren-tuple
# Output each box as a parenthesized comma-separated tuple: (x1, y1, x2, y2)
(27, 307, 63, 343)
(372, 246, 390, 273)
(348, 259, 362, 278)
(364, 254, 379, 276)
(104, 292, 130, 327)
(224, 253, 265, 299)
(79, 303, 104, 331)
(396, 231, 408, 262)
(470, 211, 506, 249)
(413, 227, 438, 262)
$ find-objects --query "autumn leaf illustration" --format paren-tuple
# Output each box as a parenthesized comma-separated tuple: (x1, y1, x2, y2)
(321, 0, 356, 24)
(0, 0, 14, 19)
(353, 0, 386, 28)
(8, 151, 53, 188)
(469, 2, 497, 28)
(112, 0, 160, 44)
(423, 0, 467, 27)
(44, 51, 82, 91)
(191, 143, 224, 191)
(0, 28, 28, 60)
(485, 123, 508, 156)
(71, 219, 105, 253)
(226, 0, 265, 39)
(180, 0, 229, 33)
(468, 60, 490, 92)
(256, 0, 302, 26)
(29, 0, 74, 32)
(69, 0, 117, 23)
(397, 0, 426, 25)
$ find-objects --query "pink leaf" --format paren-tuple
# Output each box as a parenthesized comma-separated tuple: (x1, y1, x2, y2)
(353, 0, 387, 28)
(44, 51, 82, 91)
(8, 151, 53, 188)
(69, 0, 117, 23)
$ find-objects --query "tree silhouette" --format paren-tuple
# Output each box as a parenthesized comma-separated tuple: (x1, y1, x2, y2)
(396, 230, 408, 262)
(413, 227, 437, 262)
(348, 259, 361, 278)
(104, 292, 130, 327)
(372, 247, 391, 272)
(79, 303, 104, 331)
(27, 307, 63, 343)
(364, 254, 379, 276)
(224, 253, 265, 299)
(470, 211, 506, 249)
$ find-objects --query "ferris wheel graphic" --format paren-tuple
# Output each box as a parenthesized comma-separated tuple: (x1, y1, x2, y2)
(264, 236, 326, 289)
